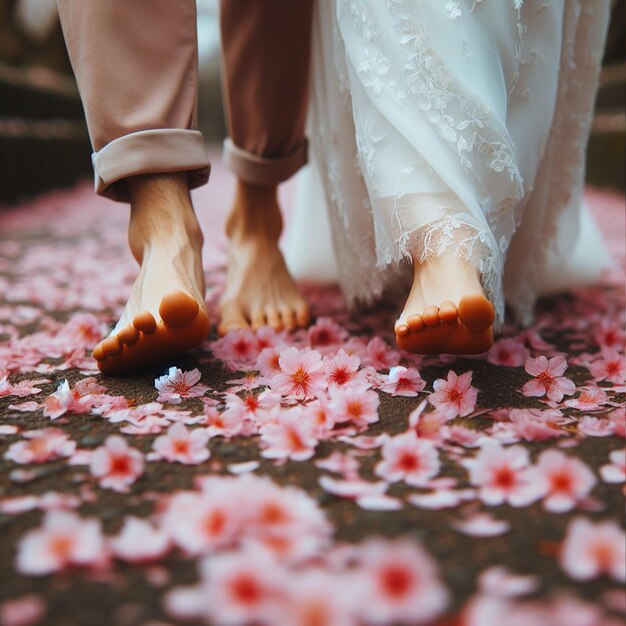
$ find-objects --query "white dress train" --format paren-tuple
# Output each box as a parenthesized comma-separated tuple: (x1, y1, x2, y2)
(283, 0, 612, 328)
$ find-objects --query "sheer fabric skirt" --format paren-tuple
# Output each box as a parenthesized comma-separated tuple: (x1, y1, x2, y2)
(285, 0, 611, 327)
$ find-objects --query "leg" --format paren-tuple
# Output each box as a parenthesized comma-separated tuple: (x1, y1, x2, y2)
(218, 0, 312, 335)
(394, 254, 495, 355)
(58, 0, 211, 374)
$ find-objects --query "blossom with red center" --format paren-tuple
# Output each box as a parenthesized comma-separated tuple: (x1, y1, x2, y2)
(55, 312, 105, 350)
(269, 347, 327, 400)
(4, 428, 76, 464)
(256, 346, 282, 378)
(154, 367, 208, 404)
(200, 546, 287, 625)
(89, 435, 144, 492)
(560, 517, 626, 582)
(260, 407, 319, 461)
(161, 488, 241, 556)
(487, 337, 530, 367)
(209, 328, 261, 371)
(522, 355, 576, 402)
(600, 449, 625, 483)
(324, 349, 361, 387)
(353, 538, 449, 625)
(149, 422, 211, 465)
(380, 366, 426, 397)
(16, 510, 106, 576)
(589, 348, 626, 385)
(109, 516, 170, 563)
(202, 403, 254, 438)
(328, 384, 380, 428)
(221, 390, 281, 429)
(465, 441, 543, 507)
(535, 450, 596, 512)
(365, 336, 401, 370)
(593, 320, 625, 351)
(375, 431, 440, 486)
(307, 317, 348, 349)
(428, 370, 478, 418)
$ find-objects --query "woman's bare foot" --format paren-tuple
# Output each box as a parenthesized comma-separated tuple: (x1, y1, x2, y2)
(219, 182, 309, 335)
(93, 173, 210, 375)
(394, 255, 495, 355)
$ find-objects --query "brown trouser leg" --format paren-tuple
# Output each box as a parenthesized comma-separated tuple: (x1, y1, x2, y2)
(220, 0, 314, 187)
(57, 0, 210, 202)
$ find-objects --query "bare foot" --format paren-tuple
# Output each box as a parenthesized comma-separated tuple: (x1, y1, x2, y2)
(93, 173, 210, 375)
(218, 182, 309, 335)
(394, 255, 495, 355)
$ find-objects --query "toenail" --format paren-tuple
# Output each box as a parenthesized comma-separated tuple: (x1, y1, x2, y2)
(396, 324, 410, 336)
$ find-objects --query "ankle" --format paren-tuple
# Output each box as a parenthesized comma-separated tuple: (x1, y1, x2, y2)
(127, 173, 203, 258)
(226, 180, 282, 243)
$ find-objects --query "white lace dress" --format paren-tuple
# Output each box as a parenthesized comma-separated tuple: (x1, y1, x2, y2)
(283, 0, 612, 328)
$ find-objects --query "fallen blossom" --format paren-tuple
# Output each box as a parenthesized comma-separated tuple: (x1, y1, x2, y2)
(375, 432, 440, 486)
(155, 367, 209, 403)
(560, 517, 626, 582)
(260, 408, 318, 461)
(4, 428, 76, 464)
(352, 538, 449, 625)
(522, 355, 576, 403)
(600, 449, 625, 483)
(89, 435, 144, 492)
(465, 441, 543, 507)
(589, 348, 626, 384)
(16, 510, 106, 576)
(270, 347, 327, 400)
(109, 516, 170, 563)
(380, 366, 426, 397)
(327, 384, 380, 428)
(535, 449, 596, 512)
(428, 370, 478, 418)
(450, 512, 511, 537)
(149, 422, 211, 465)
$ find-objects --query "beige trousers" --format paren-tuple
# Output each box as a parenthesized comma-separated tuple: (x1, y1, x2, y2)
(57, 0, 313, 202)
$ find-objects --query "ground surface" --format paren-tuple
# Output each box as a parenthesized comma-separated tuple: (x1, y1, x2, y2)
(0, 153, 624, 626)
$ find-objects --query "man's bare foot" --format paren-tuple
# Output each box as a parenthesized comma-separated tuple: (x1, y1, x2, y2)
(394, 255, 495, 355)
(93, 173, 210, 375)
(219, 182, 309, 335)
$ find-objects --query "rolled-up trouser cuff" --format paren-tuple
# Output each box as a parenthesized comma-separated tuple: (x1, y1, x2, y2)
(92, 129, 211, 202)
(223, 138, 308, 187)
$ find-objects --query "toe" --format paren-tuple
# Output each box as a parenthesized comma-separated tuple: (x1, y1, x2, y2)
(295, 302, 310, 328)
(117, 325, 140, 346)
(251, 308, 266, 332)
(396, 324, 410, 337)
(422, 305, 440, 326)
(280, 307, 297, 332)
(439, 301, 458, 323)
(133, 311, 157, 334)
(458, 293, 495, 332)
(265, 307, 284, 331)
(407, 314, 424, 332)
(159, 290, 199, 327)
(93, 343, 106, 362)
(101, 336, 123, 357)
(218, 301, 249, 336)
